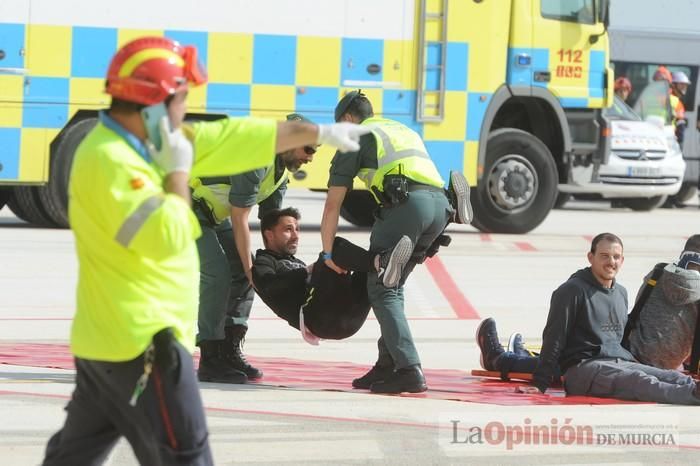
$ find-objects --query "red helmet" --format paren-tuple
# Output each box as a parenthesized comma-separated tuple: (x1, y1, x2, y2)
(105, 36, 207, 105)
(614, 76, 632, 92)
(653, 66, 672, 83)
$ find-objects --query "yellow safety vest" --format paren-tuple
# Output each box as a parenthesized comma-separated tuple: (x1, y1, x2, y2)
(69, 116, 276, 361)
(357, 117, 443, 202)
(190, 163, 288, 225)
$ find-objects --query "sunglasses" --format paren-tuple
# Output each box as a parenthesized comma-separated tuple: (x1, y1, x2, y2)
(303, 146, 317, 155)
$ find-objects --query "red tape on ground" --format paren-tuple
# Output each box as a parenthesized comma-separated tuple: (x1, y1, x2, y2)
(0, 342, 649, 406)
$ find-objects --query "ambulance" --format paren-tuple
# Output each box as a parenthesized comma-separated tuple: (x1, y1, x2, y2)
(0, 0, 613, 233)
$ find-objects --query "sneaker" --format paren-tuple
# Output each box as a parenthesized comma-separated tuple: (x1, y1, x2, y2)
(352, 363, 394, 389)
(475, 318, 504, 371)
(376, 235, 413, 288)
(448, 171, 473, 224)
(507, 332, 532, 357)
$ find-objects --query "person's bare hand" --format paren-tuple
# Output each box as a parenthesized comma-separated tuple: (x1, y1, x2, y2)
(324, 258, 347, 274)
(245, 269, 257, 291)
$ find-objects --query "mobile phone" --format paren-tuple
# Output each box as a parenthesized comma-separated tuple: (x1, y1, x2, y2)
(141, 102, 169, 151)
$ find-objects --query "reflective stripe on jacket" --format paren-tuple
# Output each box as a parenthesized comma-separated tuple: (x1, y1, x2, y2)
(69, 117, 276, 361)
(356, 117, 443, 199)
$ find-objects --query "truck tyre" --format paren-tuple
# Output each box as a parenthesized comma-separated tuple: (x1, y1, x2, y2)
(340, 190, 376, 227)
(471, 128, 558, 234)
(11, 186, 56, 227)
(619, 195, 667, 212)
(6, 190, 29, 222)
(0, 187, 10, 211)
(38, 117, 97, 228)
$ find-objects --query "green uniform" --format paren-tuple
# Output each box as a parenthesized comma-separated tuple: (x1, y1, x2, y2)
(192, 157, 288, 342)
(69, 113, 276, 361)
(328, 117, 451, 369)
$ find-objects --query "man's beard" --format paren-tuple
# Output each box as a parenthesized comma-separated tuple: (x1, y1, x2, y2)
(283, 243, 298, 255)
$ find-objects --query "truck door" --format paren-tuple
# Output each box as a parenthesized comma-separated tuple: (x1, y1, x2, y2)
(0, 1, 29, 181)
(532, 0, 608, 107)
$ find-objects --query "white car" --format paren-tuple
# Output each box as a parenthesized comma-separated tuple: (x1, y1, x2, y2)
(560, 95, 685, 211)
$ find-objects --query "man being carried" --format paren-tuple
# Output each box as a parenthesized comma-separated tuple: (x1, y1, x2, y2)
(252, 207, 414, 344)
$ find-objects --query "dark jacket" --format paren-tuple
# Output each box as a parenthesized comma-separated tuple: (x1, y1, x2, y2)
(252, 244, 371, 340)
(627, 263, 700, 369)
(533, 267, 633, 393)
(252, 248, 308, 330)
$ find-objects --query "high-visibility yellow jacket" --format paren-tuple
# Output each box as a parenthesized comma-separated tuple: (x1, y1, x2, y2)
(68, 113, 276, 361)
(189, 162, 288, 225)
(356, 117, 443, 200)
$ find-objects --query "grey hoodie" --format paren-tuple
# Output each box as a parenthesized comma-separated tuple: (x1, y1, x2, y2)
(627, 264, 700, 369)
(533, 267, 634, 393)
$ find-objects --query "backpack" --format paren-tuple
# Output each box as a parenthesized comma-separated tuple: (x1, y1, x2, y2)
(621, 262, 666, 350)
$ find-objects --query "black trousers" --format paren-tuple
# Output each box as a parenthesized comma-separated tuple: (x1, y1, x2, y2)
(302, 237, 373, 340)
(43, 342, 212, 466)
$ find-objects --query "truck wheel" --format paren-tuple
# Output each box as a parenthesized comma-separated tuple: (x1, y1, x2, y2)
(11, 186, 56, 227)
(38, 118, 97, 228)
(0, 187, 10, 211)
(340, 190, 376, 227)
(619, 195, 667, 212)
(470, 128, 558, 233)
(6, 190, 28, 222)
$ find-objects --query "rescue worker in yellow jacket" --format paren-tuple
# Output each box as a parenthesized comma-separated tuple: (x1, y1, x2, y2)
(320, 90, 472, 395)
(670, 71, 691, 145)
(191, 113, 315, 384)
(43, 37, 369, 466)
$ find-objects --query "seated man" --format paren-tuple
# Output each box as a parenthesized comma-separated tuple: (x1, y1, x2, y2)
(477, 232, 700, 405)
(252, 207, 414, 343)
(625, 234, 700, 371)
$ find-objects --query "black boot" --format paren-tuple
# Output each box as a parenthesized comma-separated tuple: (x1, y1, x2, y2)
(197, 340, 248, 384)
(369, 365, 427, 394)
(224, 325, 263, 380)
(352, 362, 394, 389)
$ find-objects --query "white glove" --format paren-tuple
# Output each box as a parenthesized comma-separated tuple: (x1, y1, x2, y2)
(146, 117, 194, 175)
(317, 122, 372, 153)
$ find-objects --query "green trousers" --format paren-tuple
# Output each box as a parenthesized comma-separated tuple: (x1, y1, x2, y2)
(368, 189, 452, 369)
(196, 217, 253, 343)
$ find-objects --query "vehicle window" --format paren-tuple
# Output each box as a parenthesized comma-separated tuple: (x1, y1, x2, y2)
(605, 96, 641, 121)
(541, 0, 595, 24)
(612, 62, 697, 110)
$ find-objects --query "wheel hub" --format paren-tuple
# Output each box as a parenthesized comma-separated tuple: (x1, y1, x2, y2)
(487, 155, 538, 211)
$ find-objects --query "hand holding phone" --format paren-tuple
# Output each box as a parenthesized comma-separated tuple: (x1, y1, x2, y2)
(141, 103, 169, 151)
(144, 112, 193, 175)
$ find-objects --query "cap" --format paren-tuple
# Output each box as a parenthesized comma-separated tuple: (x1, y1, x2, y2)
(334, 90, 362, 122)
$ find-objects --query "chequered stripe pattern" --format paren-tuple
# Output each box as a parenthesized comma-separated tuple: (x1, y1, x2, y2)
(0, 17, 607, 185)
